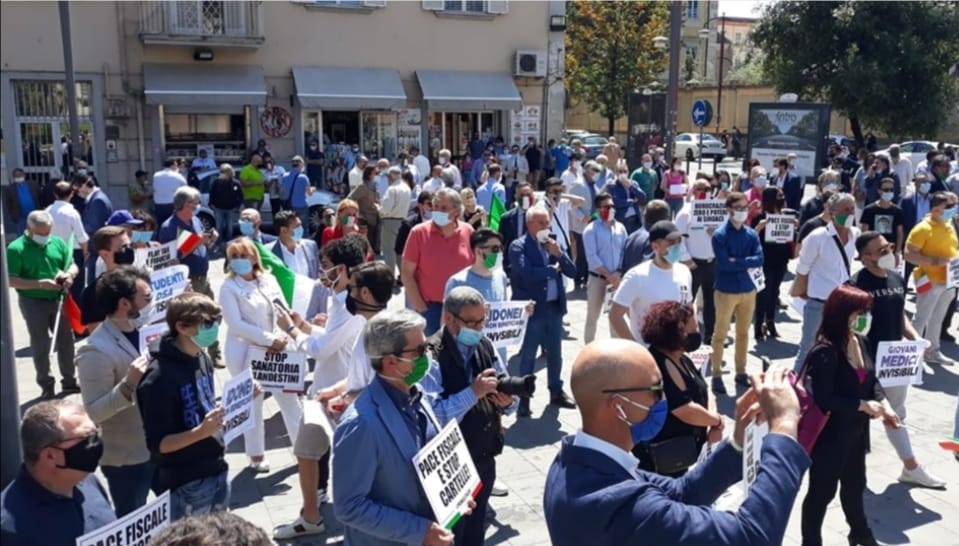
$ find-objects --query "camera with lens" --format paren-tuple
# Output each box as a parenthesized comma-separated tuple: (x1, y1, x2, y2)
(496, 374, 536, 398)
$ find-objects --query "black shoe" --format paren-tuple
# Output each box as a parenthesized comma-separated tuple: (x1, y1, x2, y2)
(735, 373, 750, 387)
(212, 355, 225, 369)
(760, 356, 772, 373)
(848, 534, 883, 546)
(711, 377, 726, 395)
(550, 391, 577, 409)
(942, 331, 956, 343)
(754, 325, 766, 342)
(765, 321, 780, 338)
(60, 379, 81, 395)
(40, 384, 56, 400)
(778, 299, 788, 310)
(517, 399, 532, 418)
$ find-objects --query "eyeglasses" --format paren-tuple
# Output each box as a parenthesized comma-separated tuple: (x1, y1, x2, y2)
(598, 205, 613, 211)
(453, 313, 486, 330)
(729, 206, 749, 212)
(479, 244, 502, 253)
(48, 426, 101, 448)
(200, 316, 222, 329)
(601, 381, 664, 400)
(394, 343, 428, 358)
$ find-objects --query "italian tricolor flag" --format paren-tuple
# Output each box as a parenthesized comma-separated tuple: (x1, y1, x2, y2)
(443, 481, 485, 530)
(940, 437, 959, 452)
(253, 241, 314, 314)
(914, 269, 933, 294)
(177, 228, 202, 255)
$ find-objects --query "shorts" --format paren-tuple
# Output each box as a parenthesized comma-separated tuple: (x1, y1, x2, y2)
(293, 416, 332, 460)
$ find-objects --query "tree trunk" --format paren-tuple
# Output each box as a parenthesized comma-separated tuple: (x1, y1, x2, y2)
(608, 116, 615, 138)
(849, 116, 864, 150)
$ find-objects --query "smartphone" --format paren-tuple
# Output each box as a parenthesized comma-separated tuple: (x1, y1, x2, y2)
(272, 298, 289, 313)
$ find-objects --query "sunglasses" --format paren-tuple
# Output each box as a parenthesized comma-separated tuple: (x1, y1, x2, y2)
(200, 316, 222, 329)
(480, 244, 502, 253)
(601, 381, 664, 399)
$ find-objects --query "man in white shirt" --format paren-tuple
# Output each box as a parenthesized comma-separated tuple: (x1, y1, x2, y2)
(46, 181, 89, 259)
(887, 144, 914, 188)
(271, 210, 319, 278)
(151, 158, 187, 226)
(569, 162, 603, 288)
(374, 158, 391, 199)
(475, 164, 507, 212)
(190, 149, 217, 171)
(791, 192, 860, 370)
(503, 144, 529, 191)
(609, 221, 692, 343)
(437, 149, 462, 189)
(410, 145, 431, 185)
(422, 165, 445, 195)
(348, 155, 368, 190)
(675, 180, 718, 344)
(379, 166, 412, 275)
(582, 193, 627, 343)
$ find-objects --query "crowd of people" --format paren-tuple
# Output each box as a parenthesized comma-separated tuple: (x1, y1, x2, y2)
(1, 134, 957, 546)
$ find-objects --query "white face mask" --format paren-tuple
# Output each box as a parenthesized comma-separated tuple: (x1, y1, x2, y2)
(876, 252, 896, 271)
(731, 210, 748, 224)
(823, 183, 839, 193)
(536, 229, 552, 244)
(12, 177, 25, 183)
(642, 162, 652, 169)
(130, 303, 154, 329)
(30, 234, 49, 246)
(754, 176, 769, 188)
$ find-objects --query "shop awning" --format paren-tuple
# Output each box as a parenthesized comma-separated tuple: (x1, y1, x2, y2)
(416, 70, 522, 111)
(292, 66, 407, 110)
(143, 63, 267, 106)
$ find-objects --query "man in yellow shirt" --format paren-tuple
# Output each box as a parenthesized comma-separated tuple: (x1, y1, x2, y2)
(904, 191, 958, 364)
(239, 153, 266, 210)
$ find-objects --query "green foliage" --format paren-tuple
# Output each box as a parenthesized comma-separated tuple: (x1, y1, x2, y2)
(565, 1, 669, 133)
(751, 1, 959, 141)
(725, 49, 770, 86)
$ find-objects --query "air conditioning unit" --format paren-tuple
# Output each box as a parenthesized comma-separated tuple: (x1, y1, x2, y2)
(514, 50, 546, 78)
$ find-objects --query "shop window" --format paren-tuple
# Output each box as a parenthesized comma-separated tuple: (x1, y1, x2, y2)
(164, 113, 246, 164)
(686, 1, 699, 20)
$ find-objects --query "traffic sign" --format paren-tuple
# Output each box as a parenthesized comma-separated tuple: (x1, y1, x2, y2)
(692, 99, 713, 127)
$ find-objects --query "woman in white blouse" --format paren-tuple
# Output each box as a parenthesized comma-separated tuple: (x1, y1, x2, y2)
(219, 238, 301, 472)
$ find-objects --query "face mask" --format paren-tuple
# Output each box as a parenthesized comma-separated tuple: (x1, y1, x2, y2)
(754, 176, 768, 188)
(943, 206, 957, 221)
(30, 234, 49, 246)
(834, 214, 852, 228)
(130, 302, 154, 329)
(615, 396, 669, 444)
(880, 191, 894, 202)
(824, 183, 838, 193)
(346, 292, 386, 316)
(131, 231, 153, 244)
(341, 215, 356, 226)
(310, 145, 318, 151)
(720, 181, 730, 191)
(599, 208, 612, 222)
(642, 162, 652, 169)
(77, 169, 88, 177)
(399, 354, 430, 385)
(12, 177, 25, 183)
(851, 312, 872, 335)
(684, 331, 703, 353)
(113, 245, 135, 265)
(192, 321, 220, 348)
(52, 431, 104, 473)
(456, 326, 484, 347)
(536, 229, 552, 244)
(238, 220, 255, 236)
(664, 243, 684, 264)
(731, 210, 748, 224)
(319, 266, 341, 288)
(876, 252, 896, 271)
(695, 191, 707, 200)
(519, 195, 533, 210)
(483, 251, 502, 269)
(889, 151, 899, 159)
(230, 258, 253, 276)
(292, 225, 304, 242)
(432, 211, 452, 227)
(918, 182, 931, 194)
(423, 210, 433, 220)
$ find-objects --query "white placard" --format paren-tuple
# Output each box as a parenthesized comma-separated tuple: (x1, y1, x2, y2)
(742, 419, 768, 491)
(149, 265, 190, 324)
(483, 301, 530, 349)
(947, 257, 959, 289)
(134, 241, 177, 271)
(748, 267, 766, 293)
(76, 491, 171, 546)
(691, 199, 728, 228)
(222, 368, 255, 445)
(875, 340, 926, 388)
(669, 183, 688, 197)
(138, 322, 169, 352)
(764, 214, 795, 244)
(246, 346, 307, 393)
(689, 345, 714, 378)
(412, 420, 482, 529)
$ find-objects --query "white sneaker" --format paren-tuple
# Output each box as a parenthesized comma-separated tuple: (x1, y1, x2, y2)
(248, 459, 271, 473)
(898, 465, 946, 489)
(273, 515, 325, 539)
(924, 350, 951, 365)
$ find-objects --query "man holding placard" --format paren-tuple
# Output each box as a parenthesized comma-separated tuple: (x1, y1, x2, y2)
(676, 180, 719, 344)
(850, 232, 946, 489)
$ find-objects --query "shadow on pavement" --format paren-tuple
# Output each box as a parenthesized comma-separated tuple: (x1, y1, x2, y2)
(229, 463, 297, 510)
(866, 482, 941, 544)
(507, 405, 565, 449)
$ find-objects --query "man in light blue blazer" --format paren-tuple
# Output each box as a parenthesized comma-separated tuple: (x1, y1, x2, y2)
(271, 210, 319, 278)
(333, 309, 463, 546)
(544, 339, 810, 546)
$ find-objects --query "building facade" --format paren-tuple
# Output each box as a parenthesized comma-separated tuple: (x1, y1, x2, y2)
(0, 0, 565, 208)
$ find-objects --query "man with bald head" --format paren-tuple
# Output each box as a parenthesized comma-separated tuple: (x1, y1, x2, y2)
(237, 208, 276, 245)
(544, 340, 810, 546)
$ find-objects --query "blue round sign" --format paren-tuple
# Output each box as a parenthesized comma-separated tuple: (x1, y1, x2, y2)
(692, 100, 712, 127)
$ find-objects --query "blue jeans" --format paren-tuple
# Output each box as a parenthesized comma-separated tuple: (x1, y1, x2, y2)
(169, 471, 230, 521)
(518, 300, 565, 393)
(422, 302, 444, 337)
(213, 208, 238, 244)
(102, 462, 153, 517)
(794, 298, 825, 372)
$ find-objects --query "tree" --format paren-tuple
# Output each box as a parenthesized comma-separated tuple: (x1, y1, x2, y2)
(751, 1, 959, 144)
(565, 1, 669, 136)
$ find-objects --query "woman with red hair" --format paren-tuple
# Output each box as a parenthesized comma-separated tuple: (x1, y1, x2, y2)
(800, 284, 900, 546)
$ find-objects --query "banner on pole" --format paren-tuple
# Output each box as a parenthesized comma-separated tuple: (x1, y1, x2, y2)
(76, 491, 170, 546)
(222, 368, 255, 445)
(412, 421, 482, 530)
(483, 301, 530, 349)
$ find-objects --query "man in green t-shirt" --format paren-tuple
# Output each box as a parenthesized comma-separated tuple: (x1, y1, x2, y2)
(239, 153, 266, 210)
(6, 209, 81, 399)
(630, 153, 658, 210)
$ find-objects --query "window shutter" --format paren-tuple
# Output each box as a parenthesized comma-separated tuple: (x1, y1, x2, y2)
(222, 1, 246, 35)
(422, 0, 444, 10)
(487, 0, 508, 14)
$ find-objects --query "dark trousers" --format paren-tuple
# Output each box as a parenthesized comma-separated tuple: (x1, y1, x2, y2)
(755, 262, 787, 326)
(102, 462, 153, 517)
(572, 232, 588, 286)
(317, 450, 330, 491)
(519, 300, 565, 393)
(622, 215, 641, 235)
(942, 289, 956, 338)
(422, 302, 444, 337)
(155, 203, 174, 231)
(691, 259, 716, 340)
(801, 428, 871, 546)
(453, 457, 496, 546)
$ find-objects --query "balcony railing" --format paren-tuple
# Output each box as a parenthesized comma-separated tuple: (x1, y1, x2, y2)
(138, 1, 265, 47)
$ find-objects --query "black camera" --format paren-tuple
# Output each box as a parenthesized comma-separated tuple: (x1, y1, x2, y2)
(496, 374, 536, 398)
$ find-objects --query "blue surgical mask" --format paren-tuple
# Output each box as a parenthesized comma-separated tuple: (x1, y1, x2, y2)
(881, 192, 894, 202)
(943, 205, 957, 221)
(720, 181, 730, 191)
(423, 210, 433, 220)
(665, 244, 684, 264)
(238, 219, 255, 236)
(230, 258, 253, 275)
(131, 231, 153, 243)
(292, 225, 304, 242)
(192, 321, 220, 348)
(432, 211, 451, 227)
(919, 182, 931, 194)
(456, 327, 484, 347)
(615, 395, 669, 444)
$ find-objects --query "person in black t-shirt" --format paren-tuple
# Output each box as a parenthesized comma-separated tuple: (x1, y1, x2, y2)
(850, 232, 946, 489)
(859, 178, 904, 265)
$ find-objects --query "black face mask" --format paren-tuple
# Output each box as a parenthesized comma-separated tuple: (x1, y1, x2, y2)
(684, 332, 703, 353)
(346, 292, 385, 316)
(114, 245, 135, 265)
(53, 431, 104, 473)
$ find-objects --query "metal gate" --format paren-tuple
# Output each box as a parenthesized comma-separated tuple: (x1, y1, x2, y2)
(12, 80, 95, 179)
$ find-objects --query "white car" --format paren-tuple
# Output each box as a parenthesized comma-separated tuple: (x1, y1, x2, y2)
(673, 133, 726, 160)
(875, 140, 958, 166)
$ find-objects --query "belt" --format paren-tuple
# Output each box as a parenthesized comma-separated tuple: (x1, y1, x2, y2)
(589, 272, 607, 279)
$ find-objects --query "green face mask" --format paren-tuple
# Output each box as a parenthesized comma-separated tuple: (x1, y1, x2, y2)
(834, 213, 851, 228)
(483, 251, 501, 269)
(192, 322, 220, 348)
(402, 354, 430, 385)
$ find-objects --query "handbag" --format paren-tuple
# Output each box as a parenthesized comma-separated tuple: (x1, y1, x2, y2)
(646, 435, 700, 474)
(788, 358, 831, 454)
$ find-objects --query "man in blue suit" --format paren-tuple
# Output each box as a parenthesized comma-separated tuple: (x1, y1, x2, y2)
(497, 182, 534, 274)
(772, 157, 804, 211)
(508, 206, 578, 417)
(271, 210, 319, 278)
(544, 339, 810, 546)
(333, 309, 469, 546)
(78, 177, 113, 288)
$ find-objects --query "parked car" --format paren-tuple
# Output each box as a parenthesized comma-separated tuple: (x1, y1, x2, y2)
(580, 134, 609, 159)
(673, 133, 726, 160)
(875, 140, 958, 166)
(826, 134, 857, 150)
(561, 129, 593, 142)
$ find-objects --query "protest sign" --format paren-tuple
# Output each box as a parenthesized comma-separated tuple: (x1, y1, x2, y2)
(764, 214, 795, 244)
(76, 491, 170, 546)
(690, 199, 727, 228)
(748, 267, 766, 293)
(246, 346, 307, 393)
(222, 368, 254, 445)
(483, 301, 530, 349)
(742, 419, 768, 491)
(149, 265, 190, 324)
(668, 183, 688, 197)
(412, 420, 482, 530)
(688, 345, 713, 377)
(134, 241, 177, 271)
(138, 322, 169, 352)
(947, 257, 959, 289)
(875, 340, 926, 388)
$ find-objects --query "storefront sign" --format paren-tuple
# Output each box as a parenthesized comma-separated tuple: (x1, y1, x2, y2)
(509, 105, 541, 145)
(260, 106, 292, 138)
(223, 368, 255, 445)
(483, 301, 530, 349)
(764, 214, 795, 244)
(134, 241, 177, 271)
(875, 340, 926, 388)
(149, 265, 190, 323)
(247, 346, 307, 393)
(76, 491, 170, 546)
(413, 421, 482, 530)
(691, 199, 727, 228)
